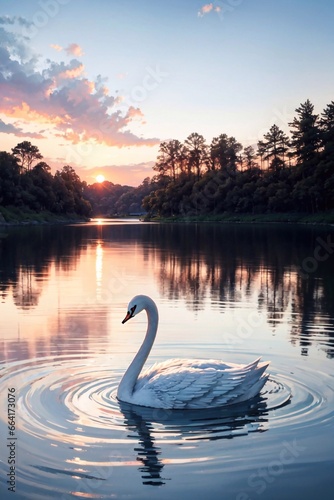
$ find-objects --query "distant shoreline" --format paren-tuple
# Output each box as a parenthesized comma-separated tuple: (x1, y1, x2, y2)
(0, 206, 88, 226)
(1, 207, 334, 227)
(143, 212, 334, 226)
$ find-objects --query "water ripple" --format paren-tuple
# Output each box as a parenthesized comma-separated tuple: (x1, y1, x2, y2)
(0, 355, 333, 497)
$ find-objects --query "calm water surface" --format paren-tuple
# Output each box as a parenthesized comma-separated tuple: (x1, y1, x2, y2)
(0, 220, 334, 499)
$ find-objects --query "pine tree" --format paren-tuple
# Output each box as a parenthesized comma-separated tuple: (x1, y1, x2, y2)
(11, 141, 43, 172)
(154, 140, 185, 181)
(317, 101, 334, 210)
(184, 133, 208, 179)
(210, 134, 242, 174)
(289, 100, 320, 171)
(210, 134, 229, 171)
(258, 124, 290, 172)
(242, 145, 258, 170)
(320, 101, 334, 154)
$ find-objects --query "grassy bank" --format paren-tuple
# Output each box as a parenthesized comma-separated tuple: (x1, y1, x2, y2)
(144, 212, 334, 225)
(0, 205, 88, 225)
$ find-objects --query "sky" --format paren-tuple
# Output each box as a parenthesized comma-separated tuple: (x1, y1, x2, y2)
(0, 0, 333, 186)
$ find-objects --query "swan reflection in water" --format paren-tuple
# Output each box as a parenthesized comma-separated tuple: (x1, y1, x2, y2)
(118, 395, 269, 487)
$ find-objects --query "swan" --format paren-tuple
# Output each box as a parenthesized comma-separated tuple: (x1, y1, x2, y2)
(117, 295, 269, 409)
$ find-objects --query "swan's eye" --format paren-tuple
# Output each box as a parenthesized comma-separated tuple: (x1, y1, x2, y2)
(130, 305, 137, 316)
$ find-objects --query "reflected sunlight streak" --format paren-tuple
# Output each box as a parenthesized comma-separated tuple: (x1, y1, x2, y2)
(95, 242, 103, 300)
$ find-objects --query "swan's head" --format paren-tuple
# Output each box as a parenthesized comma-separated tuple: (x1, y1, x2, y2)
(122, 295, 149, 324)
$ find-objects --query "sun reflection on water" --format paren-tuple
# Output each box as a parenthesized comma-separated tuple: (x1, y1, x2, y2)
(95, 241, 103, 299)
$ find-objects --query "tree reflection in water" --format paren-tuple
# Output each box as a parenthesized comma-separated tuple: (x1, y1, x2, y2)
(0, 222, 333, 358)
(140, 223, 334, 357)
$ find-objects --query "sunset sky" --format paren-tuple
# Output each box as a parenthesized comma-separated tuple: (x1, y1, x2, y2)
(1, 0, 334, 186)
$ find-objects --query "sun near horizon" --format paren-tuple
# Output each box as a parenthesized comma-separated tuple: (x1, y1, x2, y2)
(96, 174, 105, 183)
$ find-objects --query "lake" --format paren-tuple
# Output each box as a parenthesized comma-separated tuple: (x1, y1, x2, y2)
(0, 219, 334, 500)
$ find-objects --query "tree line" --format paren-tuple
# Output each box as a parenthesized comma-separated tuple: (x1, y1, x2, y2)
(0, 141, 91, 217)
(142, 99, 334, 217)
(0, 141, 154, 219)
(1, 99, 333, 220)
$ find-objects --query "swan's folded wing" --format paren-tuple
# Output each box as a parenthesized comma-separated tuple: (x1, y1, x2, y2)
(135, 358, 269, 409)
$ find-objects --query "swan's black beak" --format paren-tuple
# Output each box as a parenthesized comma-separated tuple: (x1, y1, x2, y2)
(122, 305, 136, 324)
(122, 311, 132, 324)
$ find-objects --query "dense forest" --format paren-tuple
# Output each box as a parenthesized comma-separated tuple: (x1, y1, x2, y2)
(142, 99, 334, 218)
(0, 140, 151, 220)
(0, 99, 333, 221)
(0, 141, 91, 220)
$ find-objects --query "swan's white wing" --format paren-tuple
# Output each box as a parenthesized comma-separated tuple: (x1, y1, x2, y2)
(133, 358, 269, 409)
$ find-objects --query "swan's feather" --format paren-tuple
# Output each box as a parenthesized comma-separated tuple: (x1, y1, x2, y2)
(130, 357, 269, 409)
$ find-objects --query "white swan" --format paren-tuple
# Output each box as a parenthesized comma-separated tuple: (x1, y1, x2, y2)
(117, 295, 269, 409)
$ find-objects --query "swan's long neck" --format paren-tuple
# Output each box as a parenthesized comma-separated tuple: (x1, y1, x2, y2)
(117, 299, 158, 401)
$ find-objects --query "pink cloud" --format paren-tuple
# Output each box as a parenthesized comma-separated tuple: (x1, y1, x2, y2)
(50, 43, 84, 57)
(65, 43, 84, 57)
(50, 44, 63, 52)
(0, 23, 159, 148)
(198, 3, 214, 17)
(198, 3, 221, 17)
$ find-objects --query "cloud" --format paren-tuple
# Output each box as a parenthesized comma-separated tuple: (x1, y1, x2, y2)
(0, 16, 33, 28)
(0, 118, 45, 139)
(198, 3, 221, 17)
(50, 43, 84, 57)
(50, 44, 63, 52)
(65, 43, 84, 57)
(198, 3, 214, 16)
(0, 21, 159, 148)
(46, 59, 85, 82)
